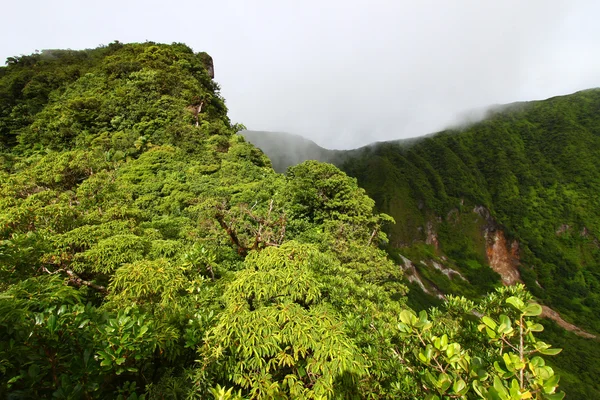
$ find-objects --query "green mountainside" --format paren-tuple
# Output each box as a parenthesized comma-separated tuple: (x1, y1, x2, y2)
(239, 130, 340, 172)
(239, 130, 418, 173)
(244, 90, 600, 397)
(341, 91, 600, 397)
(344, 91, 600, 322)
(0, 42, 578, 398)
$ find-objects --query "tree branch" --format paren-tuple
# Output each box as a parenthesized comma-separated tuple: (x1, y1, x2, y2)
(215, 205, 247, 256)
(41, 265, 107, 294)
(63, 269, 108, 294)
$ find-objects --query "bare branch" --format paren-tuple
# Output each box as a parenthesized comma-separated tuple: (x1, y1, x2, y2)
(215, 203, 248, 256)
(41, 265, 107, 294)
(215, 199, 287, 256)
(368, 228, 378, 246)
(63, 269, 108, 294)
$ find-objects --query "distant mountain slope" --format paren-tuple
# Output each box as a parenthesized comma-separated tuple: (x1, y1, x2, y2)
(239, 130, 341, 172)
(243, 90, 600, 397)
(338, 88, 600, 397)
(240, 130, 417, 172)
(343, 89, 600, 318)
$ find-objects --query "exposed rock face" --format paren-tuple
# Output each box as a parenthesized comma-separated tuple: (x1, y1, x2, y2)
(474, 208, 596, 338)
(399, 255, 444, 299)
(556, 224, 571, 235)
(486, 230, 521, 285)
(431, 261, 467, 281)
(473, 205, 495, 231)
(206, 61, 214, 79)
(473, 206, 521, 285)
(425, 221, 439, 250)
(580, 226, 600, 248)
(198, 52, 215, 79)
(541, 306, 597, 339)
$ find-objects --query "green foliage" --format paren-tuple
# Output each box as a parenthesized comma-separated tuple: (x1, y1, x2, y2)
(108, 259, 187, 307)
(394, 286, 563, 399)
(0, 42, 570, 399)
(342, 91, 600, 333)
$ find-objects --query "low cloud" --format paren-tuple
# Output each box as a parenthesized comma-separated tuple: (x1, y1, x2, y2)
(2, 1, 599, 149)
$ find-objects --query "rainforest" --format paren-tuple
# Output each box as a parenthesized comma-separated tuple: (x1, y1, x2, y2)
(0, 42, 595, 399)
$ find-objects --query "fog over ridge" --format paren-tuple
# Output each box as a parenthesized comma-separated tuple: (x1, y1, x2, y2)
(2, 1, 599, 149)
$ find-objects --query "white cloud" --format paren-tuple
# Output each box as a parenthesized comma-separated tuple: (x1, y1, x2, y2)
(2, 0, 599, 149)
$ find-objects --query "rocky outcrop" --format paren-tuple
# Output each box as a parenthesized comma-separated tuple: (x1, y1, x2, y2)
(486, 230, 521, 285)
(425, 221, 439, 250)
(473, 208, 597, 338)
(473, 205, 495, 231)
(399, 255, 444, 299)
(556, 224, 571, 235)
(198, 52, 215, 79)
(473, 206, 522, 285)
(580, 226, 600, 248)
(431, 260, 467, 281)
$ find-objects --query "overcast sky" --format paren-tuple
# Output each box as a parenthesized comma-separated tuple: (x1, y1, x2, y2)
(2, 1, 599, 149)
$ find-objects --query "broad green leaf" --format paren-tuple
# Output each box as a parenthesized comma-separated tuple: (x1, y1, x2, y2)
(493, 375, 509, 398)
(399, 310, 414, 326)
(522, 303, 542, 317)
(539, 347, 562, 356)
(543, 374, 560, 394)
(78, 319, 90, 328)
(482, 316, 498, 330)
(473, 380, 486, 397)
(527, 322, 544, 332)
(506, 296, 525, 311)
(452, 378, 466, 394)
(494, 361, 507, 375)
(47, 314, 57, 333)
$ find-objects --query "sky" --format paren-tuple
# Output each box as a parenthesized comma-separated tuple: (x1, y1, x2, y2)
(2, 0, 600, 149)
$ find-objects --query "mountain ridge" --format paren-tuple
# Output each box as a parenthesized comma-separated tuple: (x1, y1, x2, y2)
(240, 129, 422, 172)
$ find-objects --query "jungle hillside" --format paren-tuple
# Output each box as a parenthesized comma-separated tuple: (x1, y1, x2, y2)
(0, 42, 575, 399)
(244, 90, 600, 398)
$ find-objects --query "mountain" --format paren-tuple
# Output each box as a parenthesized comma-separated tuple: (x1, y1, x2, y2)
(243, 90, 600, 397)
(343, 90, 600, 317)
(0, 42, 578, 398)
(340, 91, 600, 396)
(239, 130, 339, 172)
(240, 130, 418, 173)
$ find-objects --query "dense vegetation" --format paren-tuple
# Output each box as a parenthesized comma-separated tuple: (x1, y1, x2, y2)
(336, 90, 600, 397)
(0, 42, 565, 399)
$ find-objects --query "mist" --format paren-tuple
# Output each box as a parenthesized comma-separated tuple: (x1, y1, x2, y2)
(2, 0, 599, 149)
